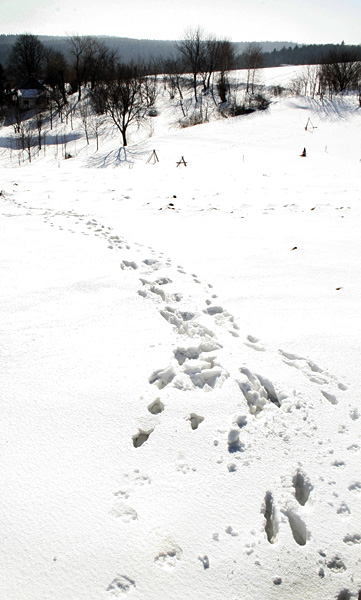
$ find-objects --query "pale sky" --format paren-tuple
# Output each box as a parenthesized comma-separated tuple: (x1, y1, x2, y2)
(0, 0, 360, 45)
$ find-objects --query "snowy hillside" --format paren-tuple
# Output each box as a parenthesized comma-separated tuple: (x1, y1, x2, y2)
(0, 66, 360, 600)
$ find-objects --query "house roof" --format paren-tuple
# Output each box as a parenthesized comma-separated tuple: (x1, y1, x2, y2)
(15, 77, 46, 93)
(17, 89, 43, 99)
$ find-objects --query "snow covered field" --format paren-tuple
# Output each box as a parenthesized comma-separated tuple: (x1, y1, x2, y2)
(1, 67, 360, 599)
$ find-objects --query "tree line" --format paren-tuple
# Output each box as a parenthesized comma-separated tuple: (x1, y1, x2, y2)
(0, 30, 259, 148)
(261, 42, 361, 68)
(0, 31, 360, 159)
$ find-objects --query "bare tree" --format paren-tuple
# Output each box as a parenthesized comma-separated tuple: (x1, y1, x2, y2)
(35, 112, 45, 150)
(67, 35, 97, 101)
(45, 49, 68, 105)
(141, 72, 158, 108)
(291, 65, 320, 98)
(17, 120, 35, 163)
(177, 27, 205, 103)
(201, 37, 225, 93)
(319, 48, 361, 95)
(0, 63, 5, 116)
(92, 64, 146, 147)
(215, 40, 235, 103)
(243, 43, 264, 94)
(89, 112, 104, 151)
(163, 58, 185, 98)
(7, 34, 45, 82)
(5, 100, 25, 134)
(88, 41, 119, 90)
(79, 101, 90, 145)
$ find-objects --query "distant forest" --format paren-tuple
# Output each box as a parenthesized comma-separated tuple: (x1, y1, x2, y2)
(261, 42, 361, 67)
(1, 34, 360, 70)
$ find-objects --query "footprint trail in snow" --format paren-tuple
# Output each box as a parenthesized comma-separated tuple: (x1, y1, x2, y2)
(2, 184, 360, 600)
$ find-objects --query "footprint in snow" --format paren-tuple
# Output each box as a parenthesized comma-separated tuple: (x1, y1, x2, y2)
(347, 444, 360, 452)
(132, 428, 154, 448)
(321, 389, 338, 405)
(198, 555, 210, 569)
(106, 575, 136, 596)
(279, 349, 347, 390)
(292, 470, 313, 506)
(121, 260, 138, 270)
(227, 428, 245, 453)
(326, 555, 347, 573)
(350, 408, 359, 421)
(238, 368, 283, 415)
(187, 413, 204, 430)
(203, 305, 240, 337)
(109, 500, 138, 523)
(225, 525, 238, 537)
(147, 398, 164, 415)
(159, 305, 215, 338)
(337, 502, 351, 516)
(114, 470, 151, 500)
(154, 544, 182, 569)
(177, 463, 196, 474)
(263, 491, 278, 544)
(244, 335, 266, 352)
(343, 533, 361, 545)
(348, 482, 361, 493)
(282, 508, 309, 546)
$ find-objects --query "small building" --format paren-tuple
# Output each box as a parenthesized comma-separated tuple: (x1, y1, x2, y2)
(13, 77, 47, 110)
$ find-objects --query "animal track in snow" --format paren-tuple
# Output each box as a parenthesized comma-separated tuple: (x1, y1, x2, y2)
(337, 502, 351, 517)
(343, 533, 361, 545)
(154, 276, 172, 286)
(203, 305, 240, 337)
(227, 463, 237, 472)
(326, 555, 347, 572)
(177, 462, 196, 474)
(348, 482, 361, 493)
(227, 428, 245, 453)
(350, 408, 360, 421)
(244, 335, 266, 352)
(154, 545, 182, 569)
(187, 413, 204, 430)
(204, 305, 224, 316)
(279, 349, 347, 390)
(114, 470, 151, 500)
(142, 258, 163, 270)
(106, 575, 136, 596)
(147, 398, 164, 414)
(132, 428, 154, 448)
(321, 389, 338, 405)
(238, 368, 283, 415)
(110, 500, 138, 523)
(332, 459, 346, 468)
(225, 525, 239, 537)
(198, 555, 210, 569)
(121, 260, 138, 270)
(336, 590, 353, 600)
(293, 470, 313, 506)
(263, 492, 278, 544)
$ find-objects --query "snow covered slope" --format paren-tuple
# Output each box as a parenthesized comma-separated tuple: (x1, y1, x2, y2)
(0, 71, 360, 600)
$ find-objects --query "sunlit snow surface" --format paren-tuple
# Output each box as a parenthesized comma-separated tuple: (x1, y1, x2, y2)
(0, 67, 360, 599)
